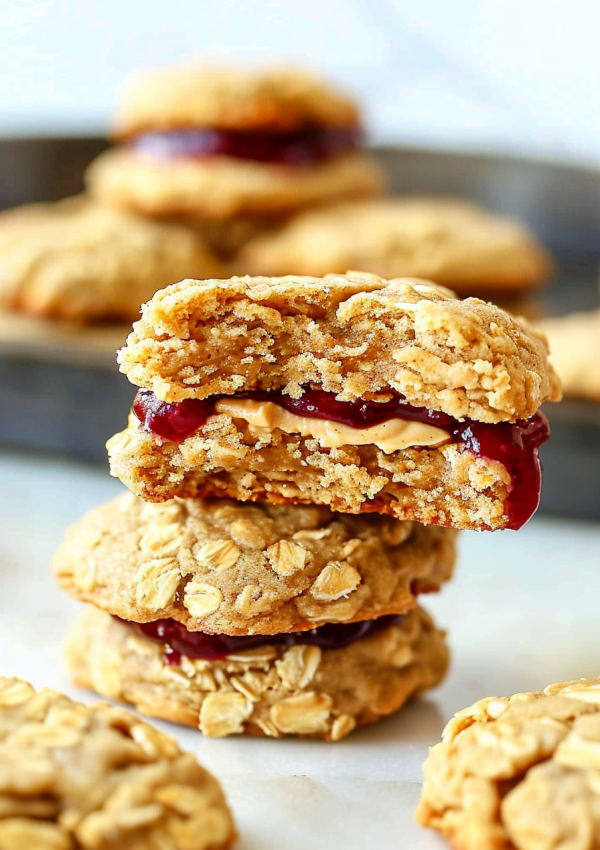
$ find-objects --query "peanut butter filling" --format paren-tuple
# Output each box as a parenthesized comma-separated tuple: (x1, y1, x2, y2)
(214, 398, 451, 454)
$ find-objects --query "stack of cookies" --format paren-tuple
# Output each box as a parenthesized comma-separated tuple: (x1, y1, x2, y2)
(54, 272, 560, 741)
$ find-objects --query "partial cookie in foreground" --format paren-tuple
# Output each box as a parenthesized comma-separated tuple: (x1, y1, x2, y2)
(54, 493, 456, 635)
(86, 65, 384, 221)
(536, 308, 600, 401)
(238, 198, 553, 296)
(0, 676, 235, 850)
(0, 196, 225, 323)
(416, 676, 600, 850)
(109, 273, 560, 531)
(66, 604, 448, 741)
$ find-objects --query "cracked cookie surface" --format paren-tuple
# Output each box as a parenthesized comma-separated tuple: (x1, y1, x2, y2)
(0, 196, 225, 323)
(416, 676, 600, 850)
(117, 273, 559, 421)
(0, 676, 235, 850)
(65, 605, 448, 741)
(54, 493, 456, 635)
(239, 197, 553, 295)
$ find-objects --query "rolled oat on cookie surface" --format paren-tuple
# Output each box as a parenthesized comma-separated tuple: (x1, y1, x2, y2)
(0, 676, 235, 849)
(54, 493, 456, 635)
(416, 676, 600, 850)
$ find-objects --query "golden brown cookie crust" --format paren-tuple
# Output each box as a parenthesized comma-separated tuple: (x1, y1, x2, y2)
(238, 197, 553, 295)
(0, 676, 235, 850)
(416, 677, 600, 850)
(108, 412, 512, 530)
(537, 308, 600, 401)
(54, 493, 456, 635)
(112, 65, 360, 136)
(85, 148, 384, 221)
(118, 273, 560, 422)
(0, 196, 225, 323)
(65, 605, 448, 741)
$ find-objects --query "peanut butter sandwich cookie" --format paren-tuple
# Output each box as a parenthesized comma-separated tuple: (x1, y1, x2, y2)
(108, 273, 560, 531)
(0, 196, 225, 323)
(416, 677, 600, 850)
(0, 676, 235, 849)
(65, 604, 448, 742)
(55, 494, 452, 740)
(86, 66, 384, 223)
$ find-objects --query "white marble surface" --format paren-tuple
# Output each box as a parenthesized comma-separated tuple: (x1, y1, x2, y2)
(1, 449, 600, 849)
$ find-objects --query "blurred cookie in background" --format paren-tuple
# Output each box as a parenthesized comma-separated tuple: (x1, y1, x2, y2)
(537, 308, 600, 401)
(238, 197, 553, 301)
(0, 196, 225, 324)
(85, 65, 385, 239)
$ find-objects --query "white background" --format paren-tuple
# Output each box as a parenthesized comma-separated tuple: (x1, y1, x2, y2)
(0, 0, 599, 166)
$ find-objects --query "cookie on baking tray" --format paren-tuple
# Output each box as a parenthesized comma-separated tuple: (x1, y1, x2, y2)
(108, 273, 560, 531)
(0, 676, 235, 850)
(238, 197, 553, 296)
(416, 677, 600, 850)
(0, 196, 225, 323)
(65, 605, 448, 741)
(85, 65, 384, 221)
(54, 493, 456, 636)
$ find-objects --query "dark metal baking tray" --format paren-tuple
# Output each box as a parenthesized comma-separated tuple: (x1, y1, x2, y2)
(0, 138, 599, 520)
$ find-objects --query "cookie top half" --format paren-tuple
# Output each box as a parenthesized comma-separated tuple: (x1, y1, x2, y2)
(118, 273, 560, 423)
(0, 196, 225, 323)
(417, 677, 600, 850)
(54, 493, 456, 635)
(0, 677, 235, 850)
(239, 197, 553, 294)
(112, 65, 360, 137)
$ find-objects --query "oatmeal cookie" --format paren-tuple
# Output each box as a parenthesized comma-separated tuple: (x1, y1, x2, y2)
(0, 196, 225, 323)
(537, 308, 600, 401)
(416, 677, 600, 850)
(238, 198, 553, 295)
(65, 605, 448, 741)
(111, 65, 360, 137)
(54, 493, 456, 635)
(85, 149, 384, 221)
(0, 676, 235, 850)
(117, 274, 559, 420)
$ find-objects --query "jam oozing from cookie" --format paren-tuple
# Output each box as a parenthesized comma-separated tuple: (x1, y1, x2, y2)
(132, 388, 550, 530)
(125, 614, 403, 665)
(131, 127, 361, 165)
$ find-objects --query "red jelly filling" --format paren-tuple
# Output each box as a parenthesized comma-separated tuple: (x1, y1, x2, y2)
(132, 388, 550, 530)
(131, 126, 360, 165)
(125, 614, 403, 665)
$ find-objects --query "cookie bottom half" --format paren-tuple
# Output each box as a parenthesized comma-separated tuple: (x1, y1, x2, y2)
(86, 148, 384, 220)
(109, 415, 512, 531)
(65, 605, 448, 741)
